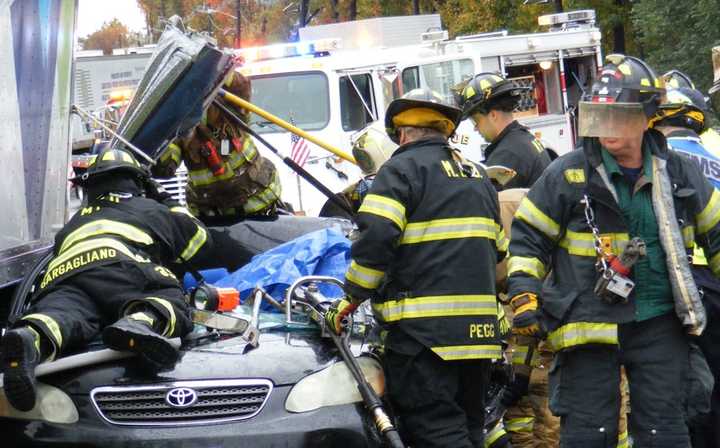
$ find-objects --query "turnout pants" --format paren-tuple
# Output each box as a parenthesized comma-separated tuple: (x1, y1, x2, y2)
(384, 343, 491, 448)
(549, 313, 691, 448)
(19, 261, 192, 356)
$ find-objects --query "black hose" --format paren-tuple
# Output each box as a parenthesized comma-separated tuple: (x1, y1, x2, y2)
(212, 100, 356, 217)
(303, 289, 405, 448)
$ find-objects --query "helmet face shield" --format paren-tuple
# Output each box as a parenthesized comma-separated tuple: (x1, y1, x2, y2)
(578, 102, 648, 138)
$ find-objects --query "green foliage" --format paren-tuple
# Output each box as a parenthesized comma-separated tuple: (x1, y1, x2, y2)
(80, 18, 131, 55)
(632, 0, 720, 93)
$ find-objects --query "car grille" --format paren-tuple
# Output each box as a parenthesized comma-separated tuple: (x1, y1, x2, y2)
(91, 379, 273, 426)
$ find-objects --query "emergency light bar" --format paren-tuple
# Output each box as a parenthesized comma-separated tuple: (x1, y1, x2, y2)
(238, 38, 343, 63)
(420, 30, 448, 44)
(538, 10, 595, 28)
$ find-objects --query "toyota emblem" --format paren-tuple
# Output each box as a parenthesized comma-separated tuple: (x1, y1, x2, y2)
(165, 387, 198, 408)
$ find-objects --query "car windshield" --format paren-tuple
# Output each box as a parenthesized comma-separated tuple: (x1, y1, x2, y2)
(249, 71, 330, 134)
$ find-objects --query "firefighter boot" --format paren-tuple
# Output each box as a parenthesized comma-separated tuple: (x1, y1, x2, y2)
(102, 311, 179, 371)
(1, 326, 51, 412)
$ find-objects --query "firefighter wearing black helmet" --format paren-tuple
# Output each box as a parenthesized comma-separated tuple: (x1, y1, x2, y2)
(0, 147, 214, 412)
(325, 88, 506, 447)
(459, 72, 551, 190)
(507, 54, 720, 447)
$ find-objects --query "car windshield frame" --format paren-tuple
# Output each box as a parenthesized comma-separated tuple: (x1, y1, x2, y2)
(249, 70, 331, 134)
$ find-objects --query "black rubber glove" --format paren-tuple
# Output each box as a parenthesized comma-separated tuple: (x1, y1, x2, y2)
(499, 373, 530, 407)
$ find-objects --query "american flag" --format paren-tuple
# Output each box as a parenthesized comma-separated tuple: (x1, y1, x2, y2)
(290, 132, 310, 167)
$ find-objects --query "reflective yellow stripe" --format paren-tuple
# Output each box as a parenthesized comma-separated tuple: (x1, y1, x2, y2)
(373, 295, 498, 322)
(244, 169, 282, 214)
(497, 228, 509, 252)
(346, 261, 384, 289)
(497, 303, 510, 336)
(617, 430, 629, 448)
(710, 251, 720, 277)
(22, 313, 63, 349)
(697, 189, 720, 234)
(431, 344, 503, 360)
(484, 421, 508, 446)
(506, 417, 534, 433)
(145, 297, 176, 337)
(359, 194, 406, 230)
(694, 244, 708, 266)
(160, 143, 182, 165)
(177, 225, 207, 262)
(682, 225, 695, 249)
(59, 220, 154, 254)
(507, 256, 546, 279)
(189, 165, 236, 186)
(547, 322, 618, 351)
(400, 217, 499, 244)
(48, 238, 149, 272)
(510, 345, 541, 367)
(558, 231, 629, 257)
(515, 197, 560, 239)
(170, 206, 195, 218)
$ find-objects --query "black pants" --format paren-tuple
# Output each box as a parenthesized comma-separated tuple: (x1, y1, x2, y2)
(20, 261, 192, 356)
(549, 313, 691, 448)
(384, 343, 491, 448)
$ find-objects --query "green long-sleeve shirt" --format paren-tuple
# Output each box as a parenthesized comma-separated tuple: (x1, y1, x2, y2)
(601, 147, 673, 321)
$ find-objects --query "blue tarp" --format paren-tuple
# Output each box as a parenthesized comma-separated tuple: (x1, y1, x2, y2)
(212, 228, 351, 308)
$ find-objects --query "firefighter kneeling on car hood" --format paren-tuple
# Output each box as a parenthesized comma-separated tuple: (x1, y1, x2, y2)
(506, 54, 717, 447)
(0, 147, 214, 412)
(325, 88, 507, 447)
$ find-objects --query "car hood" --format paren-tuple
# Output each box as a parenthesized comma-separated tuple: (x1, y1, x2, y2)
(45, 330, 340, 394)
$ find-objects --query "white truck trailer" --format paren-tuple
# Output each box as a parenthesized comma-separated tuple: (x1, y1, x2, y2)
(0, 0, 76, 301)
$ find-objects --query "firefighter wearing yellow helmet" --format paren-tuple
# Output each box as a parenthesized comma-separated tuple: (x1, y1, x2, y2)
(153, 70, 281, 226)
(326, 88, 506, 447)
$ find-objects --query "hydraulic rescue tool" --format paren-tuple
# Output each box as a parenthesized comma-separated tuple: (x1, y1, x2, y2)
(285, 276, 405, 448)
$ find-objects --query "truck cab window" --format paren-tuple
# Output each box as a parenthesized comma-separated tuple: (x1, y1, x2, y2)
(339, 74, 375, 131)
(401, 59, 474, 104)
(249, 72, 330, 133)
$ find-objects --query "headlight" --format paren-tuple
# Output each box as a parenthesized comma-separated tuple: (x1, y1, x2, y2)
(0, 382, 79, 423)
(285, 356, 385, 413)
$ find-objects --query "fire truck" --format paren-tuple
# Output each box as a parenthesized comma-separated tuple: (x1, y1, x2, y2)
(236, 11, 602, 215)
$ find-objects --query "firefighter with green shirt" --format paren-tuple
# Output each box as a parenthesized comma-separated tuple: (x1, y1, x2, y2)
(153, 71, 281, 226)
(506, 54, 718, 447)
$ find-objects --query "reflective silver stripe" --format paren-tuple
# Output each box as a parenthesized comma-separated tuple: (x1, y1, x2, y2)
(22, 313, 63, 350)
(177, 226, 207, 262)
(145, 297, 176, 337)
(515, 197, 560, 239)
(400, 217, 498, 244)
(244, 170, 281, 214)
(547, 322, 618, 351)
(48, 238, 149, 272)
(507, 256, 546, 279)
(59, 220, 153, 254)
(431, 344, 503, 360)
(698, 189, 720, 234)
(346, 261, 384, 289)
(505, 417, 534, 433)
(358, 194, 406, 230)
(373, 295, 498, 322)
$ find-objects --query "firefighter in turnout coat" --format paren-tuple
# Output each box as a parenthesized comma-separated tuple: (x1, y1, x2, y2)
(0, 147, 213, 412)
(506, 55, 718, 447)
(325, 89, 507, 447)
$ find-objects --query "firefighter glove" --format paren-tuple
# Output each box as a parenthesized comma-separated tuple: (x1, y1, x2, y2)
(510, 293, 541, 336)
(325, 298, 359, 335)
(500, 373, 530, 407)
(144, 178, 178, 207)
